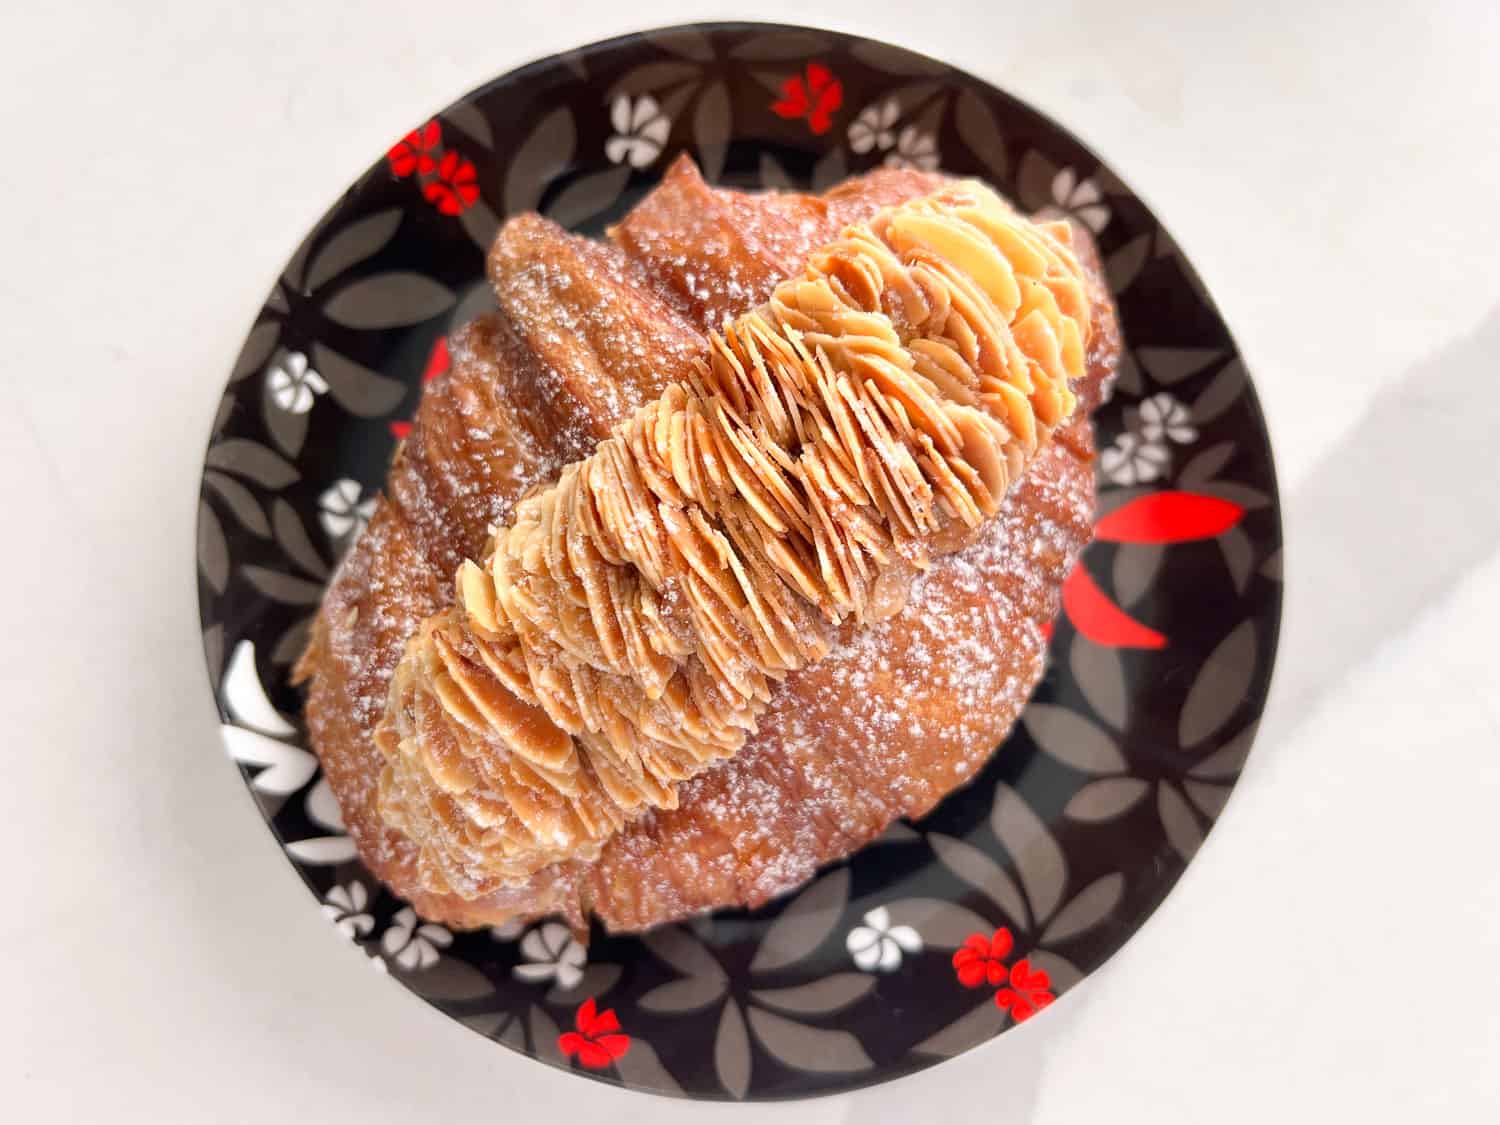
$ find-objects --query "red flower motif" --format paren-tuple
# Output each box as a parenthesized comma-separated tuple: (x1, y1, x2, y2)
(952, 928, 1013, 988)
(1096, 491, 1244, 544)
(422, 336, 450, 384)
(423, 151, 480, 216)
(1056, 489, 1249, 650)
(558, 998, 631, 1069)
(389, 336, 451, 440)
(994, 958, 1055, 1022)
(388, 120, 441, 178)
(1062, 565, 1168, 650)
(771, 62, 844, 135)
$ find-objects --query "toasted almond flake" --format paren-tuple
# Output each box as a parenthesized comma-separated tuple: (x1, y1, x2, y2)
(374, 183, 1091, 889)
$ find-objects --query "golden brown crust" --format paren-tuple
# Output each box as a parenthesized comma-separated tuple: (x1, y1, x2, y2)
(378, 183, 1094, 896)
(295, 157, 1120, 931)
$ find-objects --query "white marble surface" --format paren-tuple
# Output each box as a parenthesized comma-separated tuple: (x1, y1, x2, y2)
(3, 0, 1498, 1120)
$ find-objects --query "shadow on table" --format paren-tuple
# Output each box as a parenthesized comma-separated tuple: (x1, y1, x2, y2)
(1258, 301, 1500, 747)
(837, 301, 1500, 1124)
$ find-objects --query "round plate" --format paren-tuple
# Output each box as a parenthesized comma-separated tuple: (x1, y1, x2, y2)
(198, 22, 1282, 1101)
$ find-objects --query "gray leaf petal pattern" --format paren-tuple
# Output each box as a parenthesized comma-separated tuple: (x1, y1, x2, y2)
(953, 88, 1007, 180)
(1178, 619, 1257, 748)
(612, 1037, 683, 1096)
(460, 199, 500, 254)
(606, 61, 701, 99)
(1188, 720, 1259, 780)
(242, 566, 325, 606)
(1022, 704, 1126, 774)
(642, 924, 725, 981)
(442, 101, 494, 149)
(729, 30, 831, 60)
(656, 83, 697, 127)
(1112, 541, 1165, 609)
(1219, 525, 1255, 593)
(505, 106, 576, 216)
(882, 897, 994, 951)
(715, 999, 751, 1099)
(1039, 873, 1125, 945)
(1137, 346, 1222, 387)
(759, 152, 794, 189)
(991, 784, 1067, 925)
(412, 957, 495, 1002)
(528, 1004, 565, 1065)
(912, 998, 1007, 1058)
(272, 499, 330, 579)
(498, 1015, 526, 1052)
(1105, 233, 1151, 293)
(1179, 439, 1236, 486)
(746, 1008, 873, 1073)
(749, 867, 850, 973)
(811, 146, 848, 193)
(205, 439, 299, 489)
(1014, 149, 1057, 211)
(641, 26, 714, 61)
(1157, 782, 1206, 861)
(270, 614, 313, 666)
(1201, 481, 1272, 510)
(545, 165, 630, 229)
(261, 389, 308, 458)
(1113, 349, 1145, 396)
(1191, 357, 1247, 423)
(874, 820, 921, 845)
(1260, 547, 1283, 581)
(638, 975, 727, 1014)
(198, 501, 228, 594)
(305, 208, 403, 293)
(203, 470, 271, 537)
(448, 279, 499, 332)
(1185, 779, 1232, 819)
(928, 833, 1028, 929)
(202, 623, 223, 698)
(1064, 777, 1151, 822)
(323, 272, 456, 330)
(1067, 637, 1129, 730)
(231, 320, 280, 383)
(849, 39, 948, 76)
(310, 344, 407, 417)
(693, 81, 732, 183)
(750, 973, 876, 1016)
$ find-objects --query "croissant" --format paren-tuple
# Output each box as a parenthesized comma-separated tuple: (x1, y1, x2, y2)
(295, 156, 1120, 931)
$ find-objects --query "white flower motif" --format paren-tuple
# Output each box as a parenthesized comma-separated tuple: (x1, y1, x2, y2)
(845, 906, 922, 972)
(848, 98, 899, 153)
(883, 125, 940, 172)
(512, 921, 586, 990)
(1137, 392, 1198, 444)
(1050, 167, 1110, 233)
(605, 95, 671, 169)
(368, 954, 388, 975)
(266, 350, 328, 414)
(318, 478, 376, 541)
(1100, 432, 1169, 486)
(320, 881, 374, 940)
(379, 906, 452, 971)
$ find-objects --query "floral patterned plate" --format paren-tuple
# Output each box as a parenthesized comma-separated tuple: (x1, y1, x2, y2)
(197, 22, 1282, 1101)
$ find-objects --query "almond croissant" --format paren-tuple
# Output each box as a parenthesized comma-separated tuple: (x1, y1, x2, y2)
(295, 157, 1119, 931)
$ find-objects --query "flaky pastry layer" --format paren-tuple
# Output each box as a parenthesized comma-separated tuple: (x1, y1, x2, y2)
(374, 181, 1092, 897)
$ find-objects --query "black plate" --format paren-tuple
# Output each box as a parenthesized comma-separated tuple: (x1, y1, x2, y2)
(197, 22, 1282, 1101)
